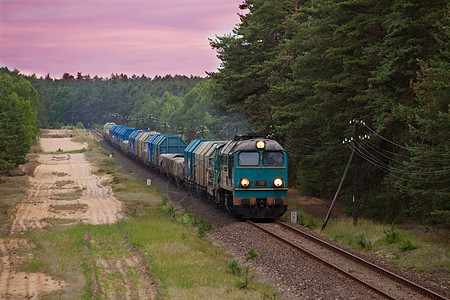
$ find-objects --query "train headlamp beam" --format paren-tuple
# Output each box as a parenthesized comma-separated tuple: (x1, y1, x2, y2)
(256, 141, 266, 149)
(273, 178, 283, 187)
(240, 178, 250, 187)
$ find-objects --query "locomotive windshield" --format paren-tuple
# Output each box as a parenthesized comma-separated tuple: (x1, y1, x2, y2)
(238, 152, 259, 166)
(263, 151, 284, 166)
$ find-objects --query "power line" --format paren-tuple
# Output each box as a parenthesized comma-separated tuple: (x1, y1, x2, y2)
(358, 143, 449, 175)
(360, 139, 446, 162)
(362, 123, 450, 156)
(347, 144, 450, 183)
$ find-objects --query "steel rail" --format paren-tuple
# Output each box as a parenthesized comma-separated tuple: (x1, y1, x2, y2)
(274, 220, 446, 300)
(247, 220, 395, 299)
(92, 127, 445, 300)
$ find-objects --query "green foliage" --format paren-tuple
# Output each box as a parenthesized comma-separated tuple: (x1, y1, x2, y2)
(355, 234, 370, 249)
(158, 203, 214, 238)
(236, 266, 251, 290)
(426, 210, 450, 229)
(228, 260, 242, 276)
(383, 224, 400, 244)
(75, 122, 85, 129)
(398, 239, 418, 252)
(297, 213, 319, 230)
(0, 68, 40, 175)
(245, 248, 259, 261)
(211, 0, 449, 223)
(196, 218, 213, 238)
(30, 73, 204, 129)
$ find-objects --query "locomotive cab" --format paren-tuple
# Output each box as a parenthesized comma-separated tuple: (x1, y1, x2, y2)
(215, 134, 288, 219)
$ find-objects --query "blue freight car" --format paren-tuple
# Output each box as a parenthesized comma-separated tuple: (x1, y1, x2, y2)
(102, 122, 288, 220)
(147, 134, 186, 167)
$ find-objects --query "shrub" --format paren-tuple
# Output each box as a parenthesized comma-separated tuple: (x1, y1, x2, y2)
(355, 233, 371, 249)
(398, 239, 418, 252)
(228, 260, 242, 276)
(383, 223, 399, 244)
(246, 248, 259, 261)
(426, 210, 450, 229)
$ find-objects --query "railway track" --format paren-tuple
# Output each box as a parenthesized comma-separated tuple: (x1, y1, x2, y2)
(247, 220, 447, 300)
(91, 128, 447, 299)
(90, 128, 103, 138)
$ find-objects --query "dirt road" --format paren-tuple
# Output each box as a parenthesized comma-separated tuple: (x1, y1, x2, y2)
(1, 132, 124, 299)
(11, 138, 121, 234)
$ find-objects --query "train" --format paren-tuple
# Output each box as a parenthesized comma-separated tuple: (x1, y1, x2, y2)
(102, 122, 288, 220)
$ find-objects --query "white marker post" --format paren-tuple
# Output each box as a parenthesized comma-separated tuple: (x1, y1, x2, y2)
(291, 212, 297, 224)
(147, 179, 152, 186)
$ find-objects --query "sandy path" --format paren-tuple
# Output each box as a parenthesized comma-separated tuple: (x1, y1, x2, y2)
(0, 239, 66, 299)
(39, 137, 88, 152)
(1, 133, 123, 298)
(11, 152, 122, 234)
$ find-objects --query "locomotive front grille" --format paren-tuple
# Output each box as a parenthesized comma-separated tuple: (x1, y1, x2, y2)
(235, 197, 287, 206)
(256, 198, 267, 207)
(255, 180, 267, 186)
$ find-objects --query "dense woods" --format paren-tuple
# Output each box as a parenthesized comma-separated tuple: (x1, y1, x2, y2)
(210, 0, 449, 224)
(1, 0, 448, 225)
(27, 73, 250, 142)
(0, 68, 40, 176)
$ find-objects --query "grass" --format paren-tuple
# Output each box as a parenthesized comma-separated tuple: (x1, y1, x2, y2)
(280, 208, 319, 229)
(0, 168, 32, 235)
(320, 218, 449, 287)
(284, 189, 448, 288)
(15, 135, 278, 299)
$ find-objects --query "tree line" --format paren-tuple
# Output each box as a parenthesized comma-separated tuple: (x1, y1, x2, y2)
(0, 68, 40, 176)
(210, 0, 449, 225)
(25, 72, 250, 142)
(1, 0, 448, 225)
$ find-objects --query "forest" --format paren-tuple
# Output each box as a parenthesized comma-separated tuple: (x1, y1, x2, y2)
(0, 68, 40, 176)
(27, 73, 250, 141)
(0, 0, 448, 226)
(210, 0, 449, 225)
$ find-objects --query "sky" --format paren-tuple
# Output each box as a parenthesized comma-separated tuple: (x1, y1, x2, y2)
(0, 0, 245, 78)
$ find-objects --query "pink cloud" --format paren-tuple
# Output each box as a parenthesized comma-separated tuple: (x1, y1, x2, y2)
(0, 0, 246, 78)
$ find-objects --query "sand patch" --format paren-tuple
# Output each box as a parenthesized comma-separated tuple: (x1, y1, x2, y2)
(39, 137, 88, 153)
(11, 151, 122, 234)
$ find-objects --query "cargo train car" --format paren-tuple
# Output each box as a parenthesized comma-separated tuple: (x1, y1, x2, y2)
(103, 122, 287, 220)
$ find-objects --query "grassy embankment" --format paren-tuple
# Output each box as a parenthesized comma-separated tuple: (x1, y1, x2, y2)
(283, 198, 449, 288)
(14, 132, 278, 299)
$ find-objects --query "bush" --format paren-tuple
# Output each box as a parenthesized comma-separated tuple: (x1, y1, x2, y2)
(355, 234, 371, 249)
(246, 248, 259, 261)
(398, 239, 418, 252)
(228, 260, 242, 276)
(383, 223, 399, 244)
(426, 210, 450, 229)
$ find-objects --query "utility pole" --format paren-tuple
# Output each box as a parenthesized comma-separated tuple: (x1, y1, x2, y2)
(199, 125, 208, 139)
(177, 127, 185, 140)
(321, 148, 355, 231)
(321, 119, 369, 230)
(351, 120, 360, 226)
(162, 122, 170, 134)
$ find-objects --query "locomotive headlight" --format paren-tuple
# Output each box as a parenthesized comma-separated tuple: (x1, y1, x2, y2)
(240, 178, 250, 187)
(273, 178, 283, 187)
(256, 140, 266, 149)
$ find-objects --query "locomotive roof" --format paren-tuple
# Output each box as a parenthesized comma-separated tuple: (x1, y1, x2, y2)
(220, 136, 284, 156)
